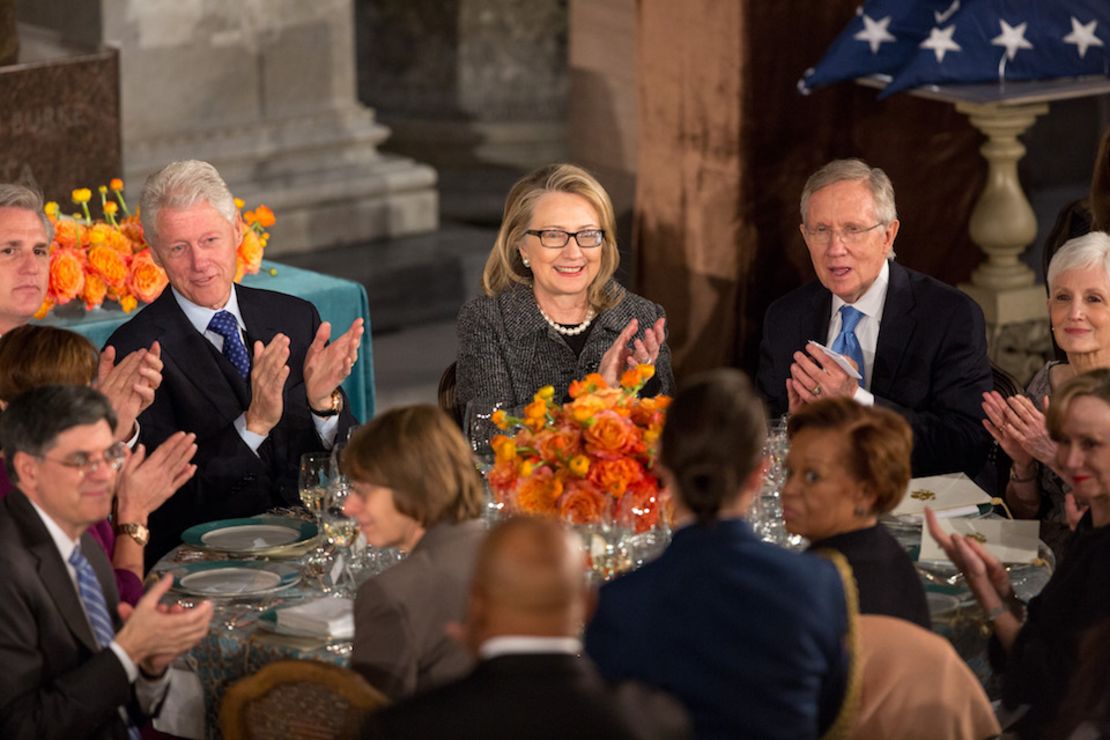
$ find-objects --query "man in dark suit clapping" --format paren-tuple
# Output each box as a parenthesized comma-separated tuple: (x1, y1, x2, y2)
(106, 161, 362, 563)
(757, 158, 992, 477)
(360, 516, 688, 740)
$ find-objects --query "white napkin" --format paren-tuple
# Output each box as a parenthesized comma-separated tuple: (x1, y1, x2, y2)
(153, 667, 205, 739)
(919, 518, 1041, 564)
(277, 597, 354, 638)
(891, 473, 992, 517)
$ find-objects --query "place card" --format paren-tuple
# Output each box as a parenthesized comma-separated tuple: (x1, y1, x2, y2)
(919, 518, 1041, 564)
(891, 473, 992, 517)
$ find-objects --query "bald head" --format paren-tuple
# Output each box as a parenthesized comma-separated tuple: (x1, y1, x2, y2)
(465, 516, 589, 646)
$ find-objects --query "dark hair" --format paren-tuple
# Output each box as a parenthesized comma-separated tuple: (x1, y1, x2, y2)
(787, 397, 913, 514)
(0, 385, 117, 481)
(1090, 124, 1110, 232)
(660, 369, 766, 524)
(0, 325, 99, 401)
(341, 405, 483, 527)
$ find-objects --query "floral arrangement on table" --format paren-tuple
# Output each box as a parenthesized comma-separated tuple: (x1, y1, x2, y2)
(35, 180, 276, 318)
(487, 365, 671, 534)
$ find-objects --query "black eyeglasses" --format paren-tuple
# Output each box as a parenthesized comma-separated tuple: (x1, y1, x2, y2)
(38, 442, 127, 478)
(525, 229, 605, 249)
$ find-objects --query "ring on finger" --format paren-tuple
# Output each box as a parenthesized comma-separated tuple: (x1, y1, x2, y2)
(813, 385, 822, 396)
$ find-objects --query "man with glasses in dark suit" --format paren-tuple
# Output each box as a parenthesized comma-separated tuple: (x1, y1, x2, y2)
(0, 385, 212, 739)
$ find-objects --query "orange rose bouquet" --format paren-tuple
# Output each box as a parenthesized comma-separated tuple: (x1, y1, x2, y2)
(35, 181, 275, 317)
(487, 365, 671, 534)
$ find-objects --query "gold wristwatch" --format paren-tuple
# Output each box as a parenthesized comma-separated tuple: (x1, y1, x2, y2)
(311, 388, 343, 417)
(117, 522, 150, 547)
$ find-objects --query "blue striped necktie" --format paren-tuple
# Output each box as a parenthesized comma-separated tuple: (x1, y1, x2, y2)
(831, 305, 866, 380)
(69, 545, 142, 740)
(68, 544, 115, 649)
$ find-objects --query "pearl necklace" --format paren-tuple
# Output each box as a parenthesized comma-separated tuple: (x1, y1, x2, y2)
(539, 306, 597, 336)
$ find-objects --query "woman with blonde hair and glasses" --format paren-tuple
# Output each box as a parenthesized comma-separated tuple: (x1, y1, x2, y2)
(456, 163, 674, 412)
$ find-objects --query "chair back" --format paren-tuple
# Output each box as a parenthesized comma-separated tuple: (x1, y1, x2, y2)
(849, 615, 1000, 740)
(438, 361, 463, 428)
(220, 659, 388, 740)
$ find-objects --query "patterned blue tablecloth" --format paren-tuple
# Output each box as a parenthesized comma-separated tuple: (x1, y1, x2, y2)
(31, 259, 376, 421)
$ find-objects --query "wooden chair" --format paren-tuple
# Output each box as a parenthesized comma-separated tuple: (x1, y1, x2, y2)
(438, 361, 464, 429)
(219, 660, 388, 740)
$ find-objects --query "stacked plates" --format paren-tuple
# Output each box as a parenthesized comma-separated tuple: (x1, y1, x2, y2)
(181, 516, 318, 557)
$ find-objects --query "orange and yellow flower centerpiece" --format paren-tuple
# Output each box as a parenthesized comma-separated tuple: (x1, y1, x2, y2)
(35, 181, 276, 318)
(487, 365, 672, 538)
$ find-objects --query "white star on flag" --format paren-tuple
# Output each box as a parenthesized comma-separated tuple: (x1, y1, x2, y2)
(933, 1, 960, 24)
(1063, 17, 1104, 59)
(853, 14, 897, 54)
(991, 19, 1033, 61)
(920, 25, 961, 63)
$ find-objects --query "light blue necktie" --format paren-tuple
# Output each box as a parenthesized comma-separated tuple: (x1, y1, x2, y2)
(69, 546, 142, 740)
(207, 310, 251, 378)
(831, 305, 865, 381)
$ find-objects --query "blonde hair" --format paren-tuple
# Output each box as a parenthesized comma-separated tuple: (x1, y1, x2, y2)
(1047, 368, 1110, 439)
(481, 163, 623, 311)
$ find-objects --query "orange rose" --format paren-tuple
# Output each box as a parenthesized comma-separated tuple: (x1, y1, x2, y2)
(515, 466, 563, 515)
(52, 219, 84, 251)
(569, 394, 606, 424)
(487, 459, 518, 495)
(560, 483, 607, 525)
(119, 294, 138, 313)
(48, 248, 85, 304)
(81, 273, 107, 310)
(583, 410, 639, 457)
(237, 229, 264, 276)
(535, 429, 579, 464)
(128, 250, 169, 303)
(119, 217, 145, 248)
(87, 245, 129, 288)
(33, 297, 53, 320)
(491, 434, 517, 465)
(253, 204, 276, 228)
(587, 457, 644, 498)
(622, 476, 662, 533)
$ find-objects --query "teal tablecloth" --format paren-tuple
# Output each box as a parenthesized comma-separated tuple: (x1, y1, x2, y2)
(31, 260, 375, 421)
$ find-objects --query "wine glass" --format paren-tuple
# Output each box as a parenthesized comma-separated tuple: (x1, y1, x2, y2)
(299, 452, 331, 528)
(322, 484, 358, 597)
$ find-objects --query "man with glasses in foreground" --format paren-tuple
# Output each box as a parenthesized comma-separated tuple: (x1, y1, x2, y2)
(0, 385, 212, 739)
(756, 159, 992, 477)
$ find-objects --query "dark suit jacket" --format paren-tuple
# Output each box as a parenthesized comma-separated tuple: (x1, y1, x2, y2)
(359, 653, 689, 740)
(0, 491, 140, 740)
(106, 285, 355, 564)
(757, 261, 992, 477)
(585, 519, 849, 740)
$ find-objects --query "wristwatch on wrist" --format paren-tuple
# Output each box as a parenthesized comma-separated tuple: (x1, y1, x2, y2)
(117, 522, 150, 547)
(311, 388, 343, 417)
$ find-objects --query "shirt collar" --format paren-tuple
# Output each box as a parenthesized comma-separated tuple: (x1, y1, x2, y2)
(479, 635, 582, 660)
(831, 259, 889, 320)
(28, 498, 80, 563)
(171, 285, 245, 336)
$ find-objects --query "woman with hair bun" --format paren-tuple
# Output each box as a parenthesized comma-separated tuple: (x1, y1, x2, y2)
(585, 369, 852, 740)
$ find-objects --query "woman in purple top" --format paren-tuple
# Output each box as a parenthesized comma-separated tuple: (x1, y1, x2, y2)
(0, 325, 196, 604)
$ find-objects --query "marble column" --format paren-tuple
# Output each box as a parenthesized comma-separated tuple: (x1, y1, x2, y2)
(22, 0, 437, 256)
(356, 0, 568, 171)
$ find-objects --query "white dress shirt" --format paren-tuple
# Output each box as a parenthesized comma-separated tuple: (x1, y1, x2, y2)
(825, 259, 890, 406)
(171, 286, 338, 450)
(28, 500, 169, 712)
(479, 635, 582, 659)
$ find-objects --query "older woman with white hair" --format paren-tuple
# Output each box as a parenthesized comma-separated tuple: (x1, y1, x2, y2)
(983, 231, 1110, 524)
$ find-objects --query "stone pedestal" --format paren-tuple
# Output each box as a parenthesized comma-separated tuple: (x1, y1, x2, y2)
(357, 0, 568, 172)
(22, 0, 437, 256)
(0, 25, 121, 204)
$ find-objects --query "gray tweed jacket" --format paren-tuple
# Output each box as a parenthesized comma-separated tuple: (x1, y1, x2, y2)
(455, 280, 675, 413)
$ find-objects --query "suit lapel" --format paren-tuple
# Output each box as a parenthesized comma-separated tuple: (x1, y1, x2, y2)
(150, 290, 252, 423)
(872, 262, 916, 399)
(805, 286, 833, 347)
(8, 493, 100, 652)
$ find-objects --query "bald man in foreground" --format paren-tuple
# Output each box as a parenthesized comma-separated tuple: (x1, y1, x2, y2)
(359, 516, 688, 740)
